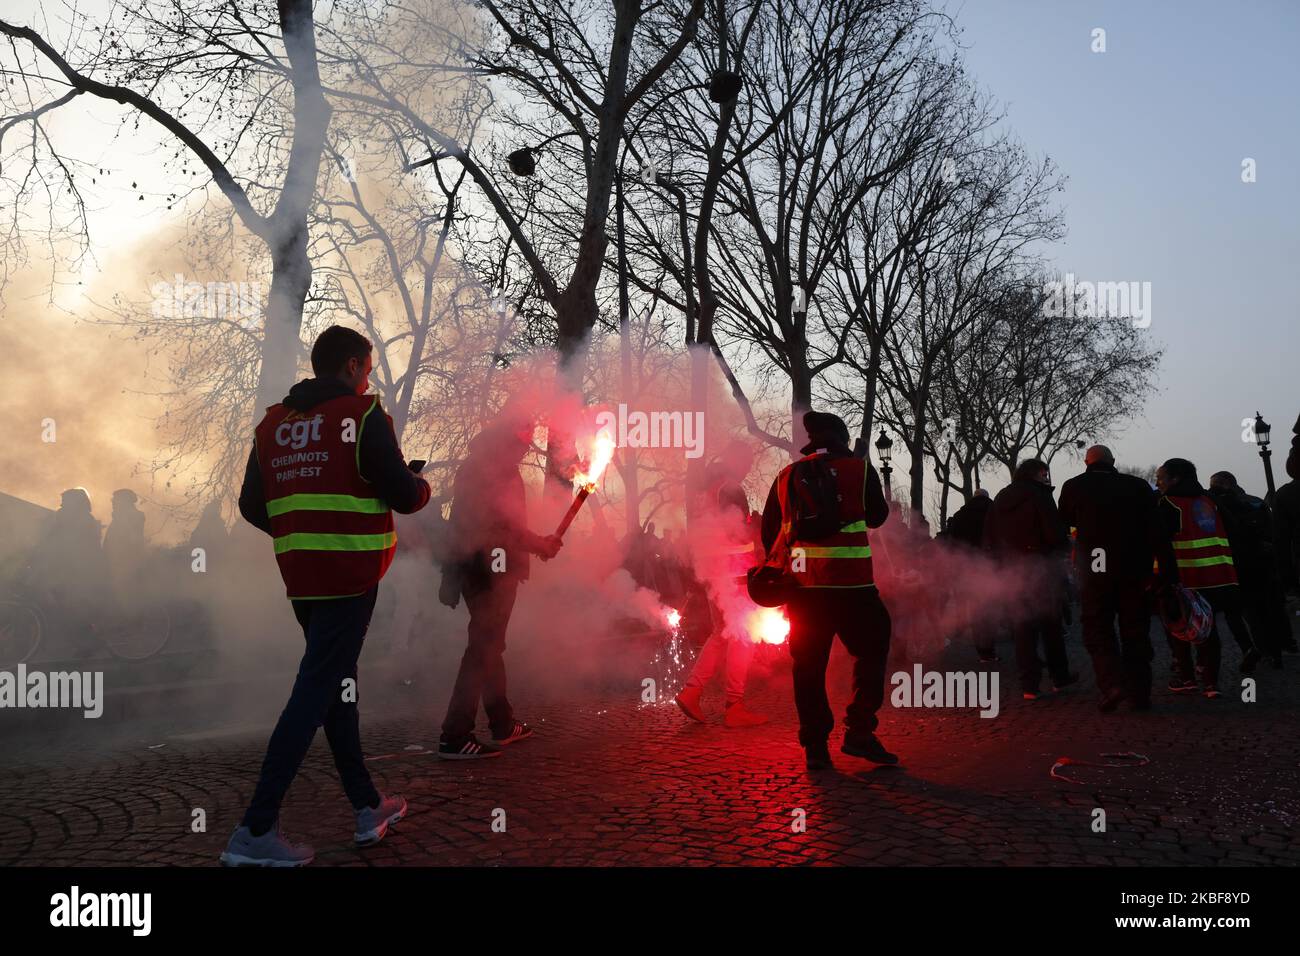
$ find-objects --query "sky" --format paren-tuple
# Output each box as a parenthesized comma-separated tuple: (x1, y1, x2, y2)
(948, 0, 1299, 494)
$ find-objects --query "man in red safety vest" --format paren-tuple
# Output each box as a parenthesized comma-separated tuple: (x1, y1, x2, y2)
(759, 411, 893, 770)
(1155, 457, 1253, 699)
(222, 326, 431, 866)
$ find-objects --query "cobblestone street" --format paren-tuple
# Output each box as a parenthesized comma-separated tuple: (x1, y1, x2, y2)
(2, 633, 1297, 867)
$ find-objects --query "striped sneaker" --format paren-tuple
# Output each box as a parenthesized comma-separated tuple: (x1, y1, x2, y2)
(438, 735, 503, 760)
(492, 721, 534, 746)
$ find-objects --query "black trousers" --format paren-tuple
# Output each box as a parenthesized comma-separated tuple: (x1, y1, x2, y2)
(1241, 576, 1286, 657)
(787, 587, 891, 748)
(1079, 573, 1153, 701)
(441, 579, 519, 742)
(1012, 578, 1070, 693)
(243, 587, 380, 833)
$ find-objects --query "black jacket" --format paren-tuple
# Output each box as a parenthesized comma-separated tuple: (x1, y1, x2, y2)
(944, 495, 992, 549)
(239, 378, 430, 534)
(1275, 480, 1300, 592)
(1057, 462, 1157, 579)
(982, 478, 1068, 557)
(1209, 487, 1276, 584)
(760, 442, 888, 553)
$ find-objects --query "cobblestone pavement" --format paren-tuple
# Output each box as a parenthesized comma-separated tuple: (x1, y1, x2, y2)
(1, 634, 1297, 867)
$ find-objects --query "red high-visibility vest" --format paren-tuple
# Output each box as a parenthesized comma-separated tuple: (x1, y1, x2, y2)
(774, 453, 873, 588)
(254, 393, 396, 599)
(1164, 494, 1237, 590)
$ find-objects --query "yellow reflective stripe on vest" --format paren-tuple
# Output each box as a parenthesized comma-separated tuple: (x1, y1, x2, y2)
(1173, 537, 1230, 550)
(273, 531, 397, 554)
(266, 493, 388, 517)
(839, 520, 867, 533)
(1176, 555, 1235, 568)
(799, 545, 873, 558)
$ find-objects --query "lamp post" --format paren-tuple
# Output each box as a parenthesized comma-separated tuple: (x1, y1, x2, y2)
(875, 430, 894, 501)
(1254, 411, 1276, 502)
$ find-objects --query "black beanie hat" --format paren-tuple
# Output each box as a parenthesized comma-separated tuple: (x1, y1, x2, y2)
(801, 411, 851, 454)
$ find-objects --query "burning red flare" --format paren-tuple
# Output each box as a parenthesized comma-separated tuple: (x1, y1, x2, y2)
(747, 606, 789, 645)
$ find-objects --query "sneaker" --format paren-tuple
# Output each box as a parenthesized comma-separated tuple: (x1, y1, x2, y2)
(1168, 678, 1198, 694)
(1203, 686, 1221, 699)
(674, 686, 706, 722)
(723, 701, 769, 728)
(805, 741, 832, 771)
(219, 823, 314, 867)
(354, 793, 407, 847)
(977, 652, 1001, 663)
(1052, 672, 1080, 692)
(491, 721, 534, 746)
(1240, 648, 1261, 674)
(438, 735, 503, 760)
(1022, 690, 1042, 701)
(841, 733, 899, 765)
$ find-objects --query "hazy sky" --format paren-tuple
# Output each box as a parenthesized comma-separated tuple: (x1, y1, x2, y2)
(950, 0, 1298, 493)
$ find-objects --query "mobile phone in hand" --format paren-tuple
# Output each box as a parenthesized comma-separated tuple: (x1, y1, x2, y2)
(408, 459, 426, 474)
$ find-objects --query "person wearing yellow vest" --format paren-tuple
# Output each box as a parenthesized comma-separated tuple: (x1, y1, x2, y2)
(1154, 458, 1251, 699)
(221, 326, 431, 867)
(759, 411, 893, 770)
(674, 441, 768, 728)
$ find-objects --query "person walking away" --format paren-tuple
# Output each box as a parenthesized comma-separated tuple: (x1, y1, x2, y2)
(222, 325, 431, 866)
(675, 441, 768, 728)
(1154, 459, 1245, 699)
(760, 411, 893, 770)
(1272, 412, 1300, 652)
(1057, 446, 1159, 711)
(436, 412, 562, 759)
(941, 489, 997, 661)
(983, 459, 1076, 701)
(1208, 472, 1281, 668)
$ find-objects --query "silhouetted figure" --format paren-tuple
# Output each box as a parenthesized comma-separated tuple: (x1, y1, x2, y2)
(983, 459, 1075, 700)
(1058, 445, 1159, 711)
(104, 488, 147, 595)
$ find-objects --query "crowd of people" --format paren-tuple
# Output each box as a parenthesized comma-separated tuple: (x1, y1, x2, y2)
(213, 324, 1297, 866)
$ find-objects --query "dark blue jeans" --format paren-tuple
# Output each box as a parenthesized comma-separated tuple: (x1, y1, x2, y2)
(242, 587, 381, 833)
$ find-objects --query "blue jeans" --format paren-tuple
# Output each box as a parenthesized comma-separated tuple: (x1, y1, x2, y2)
(242, 587, 381, 833)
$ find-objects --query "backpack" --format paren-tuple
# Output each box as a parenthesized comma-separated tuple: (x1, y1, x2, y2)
(788, 456, 843, 542)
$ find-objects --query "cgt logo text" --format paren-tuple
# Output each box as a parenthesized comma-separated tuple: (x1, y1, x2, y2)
(50, 886, 151, 936)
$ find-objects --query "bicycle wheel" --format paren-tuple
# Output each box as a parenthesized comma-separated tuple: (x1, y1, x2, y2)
(0, 599, 44, 667)
(101, 603, 173, 661)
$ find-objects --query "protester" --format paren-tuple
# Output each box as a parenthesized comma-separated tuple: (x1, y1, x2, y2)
(675, 441, 768, 728)
(939, 489, 997, 661)
(1273, 412, 1300, 652)
(1153, 458, 1247, 699)
(436, 410, 562, 759)
(103, 488, 147, 596)
(1209, 472, 1285, 667)
(982, 459, 1076, 701)
(760, 411, 893, 770)
(221, 325, 431, 867)
(1057, 446, 1158, 711)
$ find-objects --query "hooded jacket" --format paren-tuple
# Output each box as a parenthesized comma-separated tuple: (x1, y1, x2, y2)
(982, 478, 1068, 557)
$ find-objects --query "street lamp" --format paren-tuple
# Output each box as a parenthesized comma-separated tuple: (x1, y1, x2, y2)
(1254, 411, 1276, 501)
(875, 429, 894, 500)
